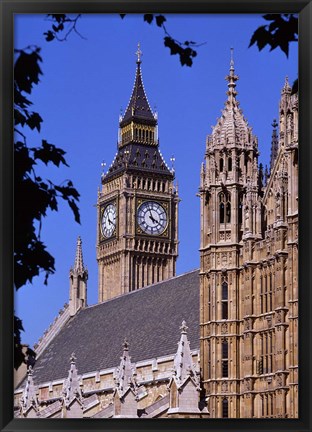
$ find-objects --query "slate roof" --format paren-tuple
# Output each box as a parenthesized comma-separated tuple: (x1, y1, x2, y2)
(28, 269, 200, 386)
(120, 62, 156, 127)
(103, 142, 173, 181)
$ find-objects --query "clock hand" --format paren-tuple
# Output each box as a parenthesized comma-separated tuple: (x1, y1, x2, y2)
(149, 214, 159, 224)
(108, 216, 115, 226)
(148, 214, 156, 223)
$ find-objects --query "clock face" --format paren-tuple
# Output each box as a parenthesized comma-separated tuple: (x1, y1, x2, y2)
(137, 201, 168, 235)
(101, 203, 117, 238)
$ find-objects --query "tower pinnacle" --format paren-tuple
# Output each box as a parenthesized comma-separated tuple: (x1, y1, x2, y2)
(230, 47, 234, 70)
(136, 42, 142, 64)
(270, 119, 279, 172)
(69, 236, 88, 316)
(74, 236, 84, 273)
(226, 47, 238, 101)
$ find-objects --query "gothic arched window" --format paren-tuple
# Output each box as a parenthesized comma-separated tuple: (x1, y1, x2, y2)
(228, 157, 232, 171)
(220, 157, 224, 172)
(222, 281, 228, 319)
(226, 202, 231, 223)
(238, 194, 243, 224)
(222, 398, 229, 418)
(219, 193, 231, 224)
(222, 340, 229, 378)
(220, 202, 225, 223)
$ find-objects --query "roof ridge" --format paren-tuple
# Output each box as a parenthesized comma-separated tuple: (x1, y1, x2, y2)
(83, 268, 199, 311)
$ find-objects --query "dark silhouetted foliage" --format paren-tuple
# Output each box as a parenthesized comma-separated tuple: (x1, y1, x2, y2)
(120, 13, 298, 68)
(249, 14, 298, 57)
(121, 13, 203, 67)
(14, 19, 82, 369)
(43, 14, 85, 42)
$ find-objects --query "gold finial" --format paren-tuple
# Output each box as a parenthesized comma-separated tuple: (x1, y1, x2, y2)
(136, 42, 142, 64)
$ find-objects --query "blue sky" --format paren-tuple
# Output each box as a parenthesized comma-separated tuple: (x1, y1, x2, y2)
(14, 14, 298, 348)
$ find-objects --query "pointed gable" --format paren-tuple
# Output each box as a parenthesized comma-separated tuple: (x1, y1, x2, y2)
(171, 320, 200, 389)
(62, 353, 82, 407)
(20, 366, 38, 416)
(113, 339, 138, 398)
(113, 340, 138, 418)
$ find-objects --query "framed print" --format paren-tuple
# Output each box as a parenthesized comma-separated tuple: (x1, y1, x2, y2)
(1, 1, 311, 431)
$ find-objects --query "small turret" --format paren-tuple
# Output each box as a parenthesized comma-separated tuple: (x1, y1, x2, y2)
(270, 119, 279, 172)
(69, 237, 88, 316)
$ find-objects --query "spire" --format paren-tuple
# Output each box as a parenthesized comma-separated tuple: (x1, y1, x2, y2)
(270, 119, 279, 172)
(120, 43, 156, 126)
(172, 321, 200, 389)
(113, 339, 138, 398)
(73, 236, 84, 273)
(69, 237, 88, 316)
(282, 76, 292, 94)
(225, 47, 238, 102)
(135, 41, 142, 64)
(208, 49, 257, 150)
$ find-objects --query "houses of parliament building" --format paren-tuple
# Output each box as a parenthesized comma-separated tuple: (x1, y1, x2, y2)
(14, 46, 298, 419)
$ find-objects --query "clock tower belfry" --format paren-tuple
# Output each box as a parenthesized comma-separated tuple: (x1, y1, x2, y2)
(97, 44, 179, 302)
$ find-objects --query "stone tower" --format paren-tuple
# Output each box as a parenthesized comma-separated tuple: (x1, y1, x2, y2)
(97, 44, 179, 302)
(69, 236, 88, 316)
(199, 50, 261, 417)
(200, 52, 298, 418)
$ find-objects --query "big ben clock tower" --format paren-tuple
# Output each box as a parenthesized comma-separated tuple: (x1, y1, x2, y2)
(97, 45, 179, 302)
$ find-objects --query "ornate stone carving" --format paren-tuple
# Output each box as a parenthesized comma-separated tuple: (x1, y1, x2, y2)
(221, 381, 228, 392)
(245, 378, 251, 391)
(276, 310, 282, 323)
(221, 323, 228, 334)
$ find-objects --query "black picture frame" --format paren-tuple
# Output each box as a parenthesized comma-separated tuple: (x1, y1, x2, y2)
(1, 1, 311, 431)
